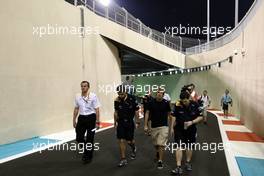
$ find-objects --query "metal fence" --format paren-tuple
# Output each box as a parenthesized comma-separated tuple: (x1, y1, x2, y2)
(70, 0, 259, 55)
(185, 0, 260, 55)
(72, 0, 204, 53)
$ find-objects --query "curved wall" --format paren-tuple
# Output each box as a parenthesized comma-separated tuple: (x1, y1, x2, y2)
(186, 0, 264, 137)
(134, 0, 264, 137)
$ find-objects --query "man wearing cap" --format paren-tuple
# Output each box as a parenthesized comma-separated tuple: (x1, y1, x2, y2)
(114, 85, 140, 167)
(170, 91, 203, 175)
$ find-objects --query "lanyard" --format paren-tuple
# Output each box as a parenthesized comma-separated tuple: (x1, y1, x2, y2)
(82, 92, 90, 103)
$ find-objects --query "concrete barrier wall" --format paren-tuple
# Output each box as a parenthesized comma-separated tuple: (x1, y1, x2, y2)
(185, 0, 264, 137)
(0, 0, 185, 144)
(0, 0, 121, 144)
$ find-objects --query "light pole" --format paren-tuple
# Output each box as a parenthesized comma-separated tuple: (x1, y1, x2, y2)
(198, 38, 201, 52)
(235, 0, 239, 26)
(179, 36, 182, 52)
(207, 0, 210, 44)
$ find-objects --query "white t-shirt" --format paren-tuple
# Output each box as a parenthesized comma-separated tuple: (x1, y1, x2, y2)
(191, 90, 199, 101)
(163, 93, 171, 102)
(200, 95, 210, 107)
(74, 92, 100, 115)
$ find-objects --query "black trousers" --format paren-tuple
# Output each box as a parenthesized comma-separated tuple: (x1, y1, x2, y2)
(76, 114, 96, 159)
(222, 103, 229, 111)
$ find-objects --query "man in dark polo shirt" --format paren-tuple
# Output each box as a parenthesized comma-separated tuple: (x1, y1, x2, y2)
(170, 91, 203, 175)
(114, 85, 140, 167)
(142, 90, 153, 136)
(144, 88, 171, 169)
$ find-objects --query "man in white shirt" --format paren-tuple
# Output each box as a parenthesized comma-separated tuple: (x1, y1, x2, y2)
(163, 92, 171, 103)
(199, 90, 211, 124)
(188, 84, 199, 102)
(73, 81, 101, 164)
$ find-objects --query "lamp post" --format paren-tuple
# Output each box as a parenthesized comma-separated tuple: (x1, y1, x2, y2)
(207, 0, 210, 44)
(235, 0, 239, 26)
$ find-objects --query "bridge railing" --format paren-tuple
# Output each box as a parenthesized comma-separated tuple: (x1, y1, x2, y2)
(76, 0, 187, 53)
(185, 0, 260, 55)
(73, 0, 259, 55)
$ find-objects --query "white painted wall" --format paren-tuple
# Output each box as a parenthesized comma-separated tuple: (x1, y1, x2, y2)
(185, 0, 264, 137)
(0, 0, 184, 144)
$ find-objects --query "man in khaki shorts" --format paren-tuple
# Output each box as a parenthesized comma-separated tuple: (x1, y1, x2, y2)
(144, 88, 171, 169)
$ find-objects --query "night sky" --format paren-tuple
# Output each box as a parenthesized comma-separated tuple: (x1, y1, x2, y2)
(113, 0, 255, 39)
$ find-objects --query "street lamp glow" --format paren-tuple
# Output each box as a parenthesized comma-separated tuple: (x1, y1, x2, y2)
(99, 0, 110, 7)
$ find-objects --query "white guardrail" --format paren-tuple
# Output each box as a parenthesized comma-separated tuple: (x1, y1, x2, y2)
(74, 0, 199, 53)
(185, 0, 261, 55)
(74, 0, 260, 55)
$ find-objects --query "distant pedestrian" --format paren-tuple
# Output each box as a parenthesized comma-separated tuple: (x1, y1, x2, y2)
(199, 90, 211, 124)
(220, 89, 233, 118)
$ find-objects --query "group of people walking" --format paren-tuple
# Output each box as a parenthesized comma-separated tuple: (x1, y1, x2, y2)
(72, 81, 233, 175)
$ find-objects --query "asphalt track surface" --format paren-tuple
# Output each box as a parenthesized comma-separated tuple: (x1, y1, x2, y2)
(0, 112, 229, 176)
